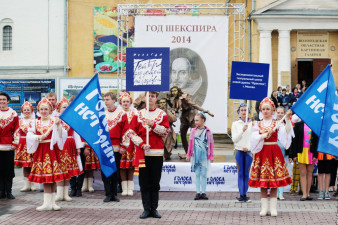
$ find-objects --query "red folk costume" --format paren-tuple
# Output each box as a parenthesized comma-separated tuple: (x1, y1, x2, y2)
(59, 122, 83, 177)
(119, 93, 137, 169)
(0, 107, 19, 150)
(27, 98, 68, 184)
(120, 109, 137, 169)
(83, 137, 101, 170)
(248, 98, 293, 188)
(56, 98, 83, 178)
(14, 102, 35, 168)
(106, 107, 127, 153)
(122, 108, 170, 175)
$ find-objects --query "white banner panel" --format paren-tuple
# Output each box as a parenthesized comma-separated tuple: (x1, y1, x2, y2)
(134, 16, 228, 133)
(93, 162, 292, 192)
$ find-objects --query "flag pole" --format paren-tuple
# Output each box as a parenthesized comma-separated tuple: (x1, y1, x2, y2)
(146, 91, 149, 145)
(245, 101, 249, 123)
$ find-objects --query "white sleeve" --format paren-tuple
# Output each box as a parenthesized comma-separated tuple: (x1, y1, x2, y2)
(73, 131, 84, 149)
(250, 122, 264, 154)
(278, 120, 294, 149)
(50, 124, 67, 150)
(231, 121, 243, 144)
(26, 121, 39, 154)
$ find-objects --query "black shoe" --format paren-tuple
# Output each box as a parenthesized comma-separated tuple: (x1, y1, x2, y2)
(103, 195, 111, 202)
(70, 189, 77, 197)
(200, 193, 208, 200)
(110, 195, 120, 202)
(306, 196, 313, 200)
(117, 184, 123, 194)
(236, 195, 245, 202)
(140, 210, 151, 219)
(0, 191, 5, 199)
(151, 209, 162, 218)
(194, 193, 200, 200)
(76, 189, 82, 197)
(6, 193, 15, 199)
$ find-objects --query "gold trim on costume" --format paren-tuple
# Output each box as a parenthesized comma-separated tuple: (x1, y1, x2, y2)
(263, 142, 277, 145)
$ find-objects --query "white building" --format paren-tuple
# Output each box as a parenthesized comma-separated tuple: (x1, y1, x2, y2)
(0, 0, 67, 78)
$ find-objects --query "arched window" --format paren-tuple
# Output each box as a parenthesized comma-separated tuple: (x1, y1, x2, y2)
(3, 25, 12, 51)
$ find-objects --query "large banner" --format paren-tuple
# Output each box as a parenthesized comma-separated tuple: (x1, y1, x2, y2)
(93, 162, 292, 192)
(134, 16, 228, 133)
(0, 79, 55, 114)
(93, 6, 128, 73)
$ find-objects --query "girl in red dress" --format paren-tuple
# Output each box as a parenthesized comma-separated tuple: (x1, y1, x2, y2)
(81, 144, 100, 193)
(27, 98, 68, 211)
(55, 97, 83, 202)
(14, 101, 37, 192)
(248, 97, 293, 217)
(119, 92, 137, 196)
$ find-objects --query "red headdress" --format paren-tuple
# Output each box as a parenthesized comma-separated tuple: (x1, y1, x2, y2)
(55, 97, 69, 113)
(21, 101, 34, 113)
(37, 98, 53, 113)
(119, 92, 132, 105)
(259, 97, 276, 112)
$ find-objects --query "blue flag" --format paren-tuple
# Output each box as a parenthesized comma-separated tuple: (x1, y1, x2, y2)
(318, 68, 338, 157)
(59, 73, 116, 177)
(292, 65, 338, 157)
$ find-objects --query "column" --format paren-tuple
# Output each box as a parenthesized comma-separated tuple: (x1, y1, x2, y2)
(278, 30, 291, 87)
(259, 29, 273, 96)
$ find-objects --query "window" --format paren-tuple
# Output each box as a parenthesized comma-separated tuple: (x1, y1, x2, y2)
(3, 25, 12, 51)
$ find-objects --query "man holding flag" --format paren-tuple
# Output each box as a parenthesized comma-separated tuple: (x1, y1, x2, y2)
(291, 64, 338, 158)
(122, 91, 170, 219)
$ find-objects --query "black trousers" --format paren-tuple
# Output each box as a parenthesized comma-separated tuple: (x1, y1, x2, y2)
(0, 151, 15, 180)
(70, 148, 86, 190)
(0, 151, 15, 193)
(101, 151, 121, 196)
(139, 156, 163, 211)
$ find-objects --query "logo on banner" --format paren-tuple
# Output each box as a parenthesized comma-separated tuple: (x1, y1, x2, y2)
(224, 165, 238, 174)
(174, 176, 192, 186)
(162, 164, 176, 174)
(207, 177, 225, 186)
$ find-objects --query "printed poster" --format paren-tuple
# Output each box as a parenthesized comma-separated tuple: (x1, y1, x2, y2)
(134, 16, 229, 133)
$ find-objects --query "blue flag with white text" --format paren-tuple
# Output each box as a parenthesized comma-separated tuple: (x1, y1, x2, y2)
(292, 65, 338, 157)
(59, 74, 116, 177)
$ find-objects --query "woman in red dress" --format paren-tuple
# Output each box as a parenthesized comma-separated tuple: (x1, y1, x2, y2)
(27, 98, 67, 211)
(14, 101, 37, 192)
(55, 97, 83, 202)
(119, 92, 137, 196)
(249, 97, 293, 217)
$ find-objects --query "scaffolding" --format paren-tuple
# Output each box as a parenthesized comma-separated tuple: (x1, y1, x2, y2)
(117, 3, 246, 124)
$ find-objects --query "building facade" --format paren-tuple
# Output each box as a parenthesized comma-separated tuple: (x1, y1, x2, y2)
(0, 0, 67, 79)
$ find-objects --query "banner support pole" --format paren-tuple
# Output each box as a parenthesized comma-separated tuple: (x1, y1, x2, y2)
(146, 91, 149, 145)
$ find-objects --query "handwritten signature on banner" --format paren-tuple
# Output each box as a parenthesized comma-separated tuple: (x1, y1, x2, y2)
(133, 58, 162, 86)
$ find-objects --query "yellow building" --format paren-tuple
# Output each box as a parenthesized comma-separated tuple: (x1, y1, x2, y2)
(68, 0, 338, 132)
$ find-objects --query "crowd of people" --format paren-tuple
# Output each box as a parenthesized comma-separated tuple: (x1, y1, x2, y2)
(0, 81, 336, 219)
(233, 81, 337, 217)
